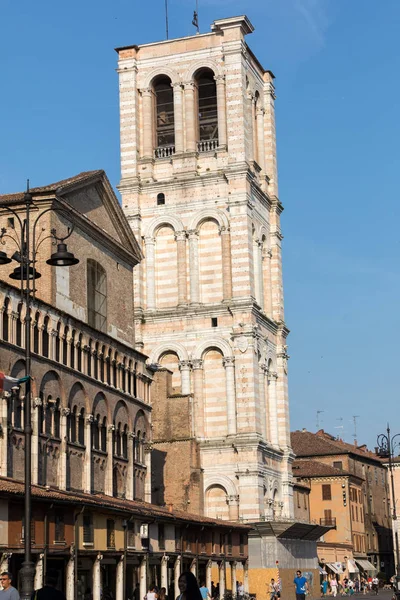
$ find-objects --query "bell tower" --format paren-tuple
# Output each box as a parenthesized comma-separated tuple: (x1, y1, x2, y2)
(116, 15, 294, 521)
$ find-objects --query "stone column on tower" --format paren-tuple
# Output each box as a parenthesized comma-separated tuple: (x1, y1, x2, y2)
(223, 357, 236, 435)
(184, 82, 197, 152)
(175, 230, 188, 305)
(144, 236, 156, 311)
(179, 360, 191, 396)
(220, 226, 232, 300)
(188, 230, 200, 304)
(215, 75, 227, 147)
(192, 359, 204, 437)
(141, 88, 154, 158)
(172, 83, 184, 153)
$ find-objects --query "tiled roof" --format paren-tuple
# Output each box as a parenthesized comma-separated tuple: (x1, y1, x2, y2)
(291, 429, 382, 463)
(0, 477, 251, 530)
(0, 171, 104, 204)
(292, 459, 353, 478)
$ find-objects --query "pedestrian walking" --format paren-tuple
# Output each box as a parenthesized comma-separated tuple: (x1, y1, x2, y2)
(372, 577, 379, 596)
(269, 579, 280, 600)
(176, 572, 202, 600)
(294, 570, 308, 600)
(321, 579, 328, 597)
(330, 578, 338, 598)
(199, 583, 211, 600)
(31, 569, 66, 600)
(0, 573, 19, 600)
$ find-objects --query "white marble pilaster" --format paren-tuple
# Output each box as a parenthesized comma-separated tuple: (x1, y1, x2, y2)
(93, 554, 103, 600)
(144, 236, 156, 311)
(116, 555, 124, 600)
(84, 414, 93, 493)
(188, 230, 200, 304)
(174, 556, 181, 600)
(59, 407, 70, 490)
(223, 357, 236, 435)
(179, 361, 191, 395)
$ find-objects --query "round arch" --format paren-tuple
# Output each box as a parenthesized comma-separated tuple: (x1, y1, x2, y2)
(183, 60, 223, 83)
(193, 336, 233, 361)
(204, 474, 238, 498)
(145, 214, 185, 239)
(113, 399, 130, 429)
(189, 208, 229, 233)
(68, 381, 88, 412)
(149, 341, 189, 364)
(39, 370, 63, 403)
(140, 68, 180, 89)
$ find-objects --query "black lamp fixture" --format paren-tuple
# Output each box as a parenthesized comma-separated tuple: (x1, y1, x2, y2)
(9, 265, 41, 280)
(0, 250, 12, 265)
(46, 242, 79, 267)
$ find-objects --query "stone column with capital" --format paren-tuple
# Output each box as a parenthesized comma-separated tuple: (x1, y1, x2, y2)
(140, 556, 147, 600)
(34, 554, 44, 590)
(66, 555, 75, 600)
(32, 397, 42, 486)
(227, 495, 240, 521)
(179, 361, 191, 396)
(141, 88, 154, 158)
(127, 432, 135, 501)
(93, 554, 103, 600)
(256, 106, 266, 173)
(223, 357, 237, 435)
(262, 248, 273, 318)
(206, 560, 212, 595)
(192, 359, 204, 438)
(259, 365, 267, 440)
(172, 83, 184, 153)
(190, 558, 197, 577)
(59, 407, 70, 490)
(105, 425, 115, 496)
(84, 414, 93, 493)
(175, 230, 188, 305)
(144, 236, 156, 311)
(220, 227, 232, 301)
(218, 562, 226, 598)
(116, 555, 124, 600)
(188, 230, 200, 304)
(214, 75, 227, 147)
(243, 560, 249, 594)
(267, 371, 279, 446)
(0, 395, 8, 477)
(161, 555, 169, 590)
(184, 82, 197, 152)
(174, 556, 181, 600)
(231, 562, 237, 598)
(263, 75, 278, 197)
(144, 443, 152, 502)
(0, 553, 12, 578)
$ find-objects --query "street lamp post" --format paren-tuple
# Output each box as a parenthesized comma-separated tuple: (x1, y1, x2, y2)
(0, 189, 79, 600)
(376, 424, 400, 596)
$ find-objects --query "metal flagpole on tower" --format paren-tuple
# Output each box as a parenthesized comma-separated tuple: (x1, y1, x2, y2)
(165, 0, 169, 39)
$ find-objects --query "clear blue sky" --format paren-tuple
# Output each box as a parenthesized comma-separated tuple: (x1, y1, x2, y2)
(1, 0, 399, 450)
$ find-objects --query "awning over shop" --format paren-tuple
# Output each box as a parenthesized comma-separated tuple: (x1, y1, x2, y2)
(347, 560, 359, 573)
(326, 563, 343, 575)
(319, 567, 327, 575)
(355, 559, 377, 573)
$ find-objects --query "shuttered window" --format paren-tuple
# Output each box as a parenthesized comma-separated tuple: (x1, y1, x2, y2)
(322, 484, 332, 500)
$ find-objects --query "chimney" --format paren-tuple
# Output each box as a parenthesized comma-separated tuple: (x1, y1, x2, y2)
(168, 503, 173, 513)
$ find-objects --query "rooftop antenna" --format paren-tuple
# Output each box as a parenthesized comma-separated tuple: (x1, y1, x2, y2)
(335, 417, 344, 440)
(352, 415, 360, 441)
(192, 0, 199, 34)
(316, 410, 324, 429)
(165, 0, 169, 39)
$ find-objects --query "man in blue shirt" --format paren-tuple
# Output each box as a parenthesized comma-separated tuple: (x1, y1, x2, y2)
(293, 570, 308, 600)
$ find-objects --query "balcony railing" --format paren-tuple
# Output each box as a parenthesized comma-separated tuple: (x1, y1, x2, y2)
(197, 139, 218, 153)
(155, 145, 175, 159)
(320, 517, 336, 527)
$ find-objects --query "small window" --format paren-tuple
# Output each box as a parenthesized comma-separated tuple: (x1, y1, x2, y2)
(127, 522, 135, 548)
(107, 519, 115, 548)
(87, 259, 107, 333)
(211, 317, 218, 328)
(55, 511, 65, 542)
(324, 509, 332, 524)
(159, 524, 165, 550)
(227, 533, 232, 555)
(7, 217, 14, 229)
(333, 461, 343, 470)
(21, 517, 35, 542)
(322, 484, 331, 501)
(239, 534, 244, 556)
(83, 515, 94, 544)
(157, 193, 165, 205)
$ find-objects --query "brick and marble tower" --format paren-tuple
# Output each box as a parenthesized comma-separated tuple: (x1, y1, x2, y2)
(116, 15, 294, 522)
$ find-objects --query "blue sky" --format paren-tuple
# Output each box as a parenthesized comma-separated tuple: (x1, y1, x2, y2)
(1, 0, 399, 450)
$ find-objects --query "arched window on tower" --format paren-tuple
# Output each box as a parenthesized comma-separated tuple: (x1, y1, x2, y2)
(2, 298, 10, 342)
(16, 303, 23, 347)
(195, 69, 218, 152)
(42, 316, 49, 358)
(33, 312, 40, 354)
(154, 76, 175, 158)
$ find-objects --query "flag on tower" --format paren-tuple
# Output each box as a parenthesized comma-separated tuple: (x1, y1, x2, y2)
(0, 372, 30, 392)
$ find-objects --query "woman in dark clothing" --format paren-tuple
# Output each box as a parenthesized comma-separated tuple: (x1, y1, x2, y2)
(176, 572, 202, 600)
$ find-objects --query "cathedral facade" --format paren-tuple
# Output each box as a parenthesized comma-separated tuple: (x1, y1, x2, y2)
(116, 15, 294, 523)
